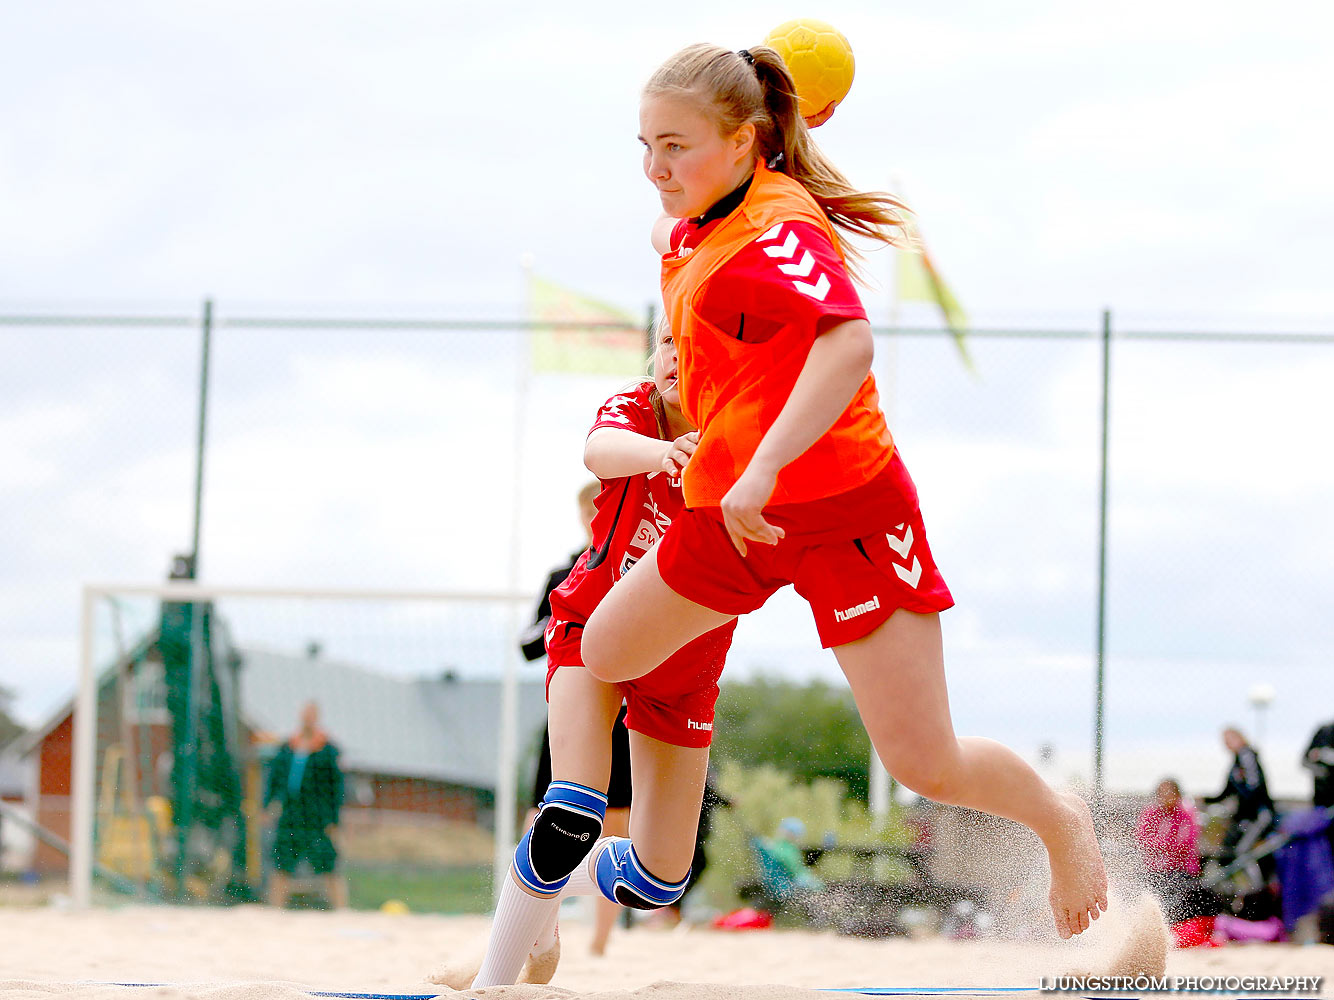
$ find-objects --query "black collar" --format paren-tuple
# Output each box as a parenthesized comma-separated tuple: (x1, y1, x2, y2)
(692, 174, 754, 228)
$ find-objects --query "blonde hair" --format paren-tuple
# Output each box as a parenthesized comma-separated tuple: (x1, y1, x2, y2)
(644, 43, 912, 259)
(646, 310, 672, 440)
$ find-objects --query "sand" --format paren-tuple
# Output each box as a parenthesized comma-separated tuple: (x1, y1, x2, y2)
(0, 902, 1329, 1000)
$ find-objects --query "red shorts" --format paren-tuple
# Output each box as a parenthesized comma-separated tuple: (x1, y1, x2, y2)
(544, 615, 736, 749)
(656, 451, 954, 647)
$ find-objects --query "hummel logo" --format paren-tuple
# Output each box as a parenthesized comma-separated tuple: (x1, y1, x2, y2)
(886, 524, 922, 588)
(762, 230, 800, 259)
(834, 595, 881, 622)
(886, 523, 913, 557)
(894, 558, 922, 588)
(793, 273, 830, 301)
(687, 719, 713, 731)
(755, 223, 830, 300)
(778, 250, 815, 278)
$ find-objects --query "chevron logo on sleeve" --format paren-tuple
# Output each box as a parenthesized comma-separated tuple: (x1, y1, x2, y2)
(756, 224, 831, 302)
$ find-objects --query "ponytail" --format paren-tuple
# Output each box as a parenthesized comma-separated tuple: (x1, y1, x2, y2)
(644, 43, 913, 260)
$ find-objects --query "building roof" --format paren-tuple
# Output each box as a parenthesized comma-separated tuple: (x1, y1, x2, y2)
(0, 751, 25, 798)
(13, 620, 550, 795)
(238, 647, 548, 791)
(10, 629, 158, 759)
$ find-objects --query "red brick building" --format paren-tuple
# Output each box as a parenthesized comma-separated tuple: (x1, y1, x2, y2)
(9, 633, 545, 876)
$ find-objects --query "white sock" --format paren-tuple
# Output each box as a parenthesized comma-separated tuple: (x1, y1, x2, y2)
(562, 836, 618, 901)
(530, 898, 559, 955)
(472, 870, 560, 988)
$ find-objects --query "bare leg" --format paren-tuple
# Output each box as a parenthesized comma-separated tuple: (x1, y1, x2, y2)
(625, 732, 709, 882)
(546, 668, 625, 788)
(833, 608, 1108, 939)
(268, 871, 289, 908)
(324, 871, 349, 910)
(582, 546, 734, 684)
(589, 806, 629, 956)
(562, 733, 710, 916)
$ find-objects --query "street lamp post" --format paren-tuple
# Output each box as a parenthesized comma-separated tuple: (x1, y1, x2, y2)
(1248, 683, 1276, 750)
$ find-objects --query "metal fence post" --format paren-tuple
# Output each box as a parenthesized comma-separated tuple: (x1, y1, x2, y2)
(1094, 309, 1112, 807)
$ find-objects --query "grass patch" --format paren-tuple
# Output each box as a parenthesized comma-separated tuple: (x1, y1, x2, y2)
(345, 862, 492, 914)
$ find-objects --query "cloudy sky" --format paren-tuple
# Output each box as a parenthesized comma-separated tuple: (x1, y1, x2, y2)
(3, 1, 1332, 797)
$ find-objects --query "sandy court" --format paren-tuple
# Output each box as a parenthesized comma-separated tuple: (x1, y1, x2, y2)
(0, 904, 1330, 1000)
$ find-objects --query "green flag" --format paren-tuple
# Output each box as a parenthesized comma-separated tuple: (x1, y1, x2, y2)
(529, 274, 645, 375)
(895, 233, 972, 369)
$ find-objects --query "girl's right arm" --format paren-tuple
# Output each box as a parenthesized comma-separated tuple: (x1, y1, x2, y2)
(585, 426, 697, 480)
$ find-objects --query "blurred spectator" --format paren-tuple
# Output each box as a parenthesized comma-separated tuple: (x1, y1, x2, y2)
(1302, 719, 1334, 864)
(760, 817, 824, 893)
(1203, 727, 1275, 872)
(265, 701, 346, 909)
(1137, 777, 1216, 923)
(519, 481, 598, 661)
(1137, 778, 1200, 876)
(1303, 719, 1334, 810)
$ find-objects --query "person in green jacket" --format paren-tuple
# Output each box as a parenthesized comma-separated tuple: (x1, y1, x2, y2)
(265, 701, 347, 908)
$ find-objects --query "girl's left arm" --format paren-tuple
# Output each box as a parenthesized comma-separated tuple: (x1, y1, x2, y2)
(720, 317, 874, 555)
(651, 213, 677, 255)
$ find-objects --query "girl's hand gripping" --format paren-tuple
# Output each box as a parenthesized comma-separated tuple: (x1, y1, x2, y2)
(719, 464, 785, 557)
(663, 431, 699, 477)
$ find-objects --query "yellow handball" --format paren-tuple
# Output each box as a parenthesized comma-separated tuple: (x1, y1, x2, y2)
(763, 18, 855, 122)
(380, 899, 410, 915)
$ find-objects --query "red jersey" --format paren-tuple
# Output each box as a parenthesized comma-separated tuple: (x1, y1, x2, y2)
(669, 217, 868, 344)
(549, 381, 684, 623)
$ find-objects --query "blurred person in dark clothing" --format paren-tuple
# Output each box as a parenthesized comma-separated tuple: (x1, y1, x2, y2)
(519, 481, 599, 661)
(1303, 719, 1334, 860)
(1203, 727, 1275, 868)
(265, 701, 346, 909)
(1304, 720, 1334, 810)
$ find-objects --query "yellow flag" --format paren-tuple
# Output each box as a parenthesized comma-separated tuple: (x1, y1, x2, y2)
(895, 235, 972, 369)
(529, 273, 646, 375)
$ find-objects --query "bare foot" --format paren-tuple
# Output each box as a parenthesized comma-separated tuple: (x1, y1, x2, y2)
(643, 907, 682, 931)
(519, 935, 560, 985)
(1045, 790, 1109, 939)
(426, 955, 480, 991)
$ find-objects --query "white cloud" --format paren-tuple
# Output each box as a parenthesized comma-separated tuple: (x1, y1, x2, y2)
(0, 402, 93, 493)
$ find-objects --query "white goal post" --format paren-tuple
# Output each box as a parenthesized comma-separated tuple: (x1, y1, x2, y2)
(72, 581, 535, 909)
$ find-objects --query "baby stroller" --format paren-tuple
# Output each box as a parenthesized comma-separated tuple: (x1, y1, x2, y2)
(1203, 804, 1334, 938)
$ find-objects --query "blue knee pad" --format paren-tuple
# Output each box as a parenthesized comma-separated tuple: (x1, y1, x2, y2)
(593, 838, 689, 910)
(514, 781, 607, 897)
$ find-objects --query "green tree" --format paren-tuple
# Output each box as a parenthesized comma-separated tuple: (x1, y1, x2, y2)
(712, 677, 873, 802)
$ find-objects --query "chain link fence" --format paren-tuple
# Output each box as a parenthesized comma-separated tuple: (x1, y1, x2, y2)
(2, 303, 1331, 905)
